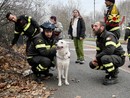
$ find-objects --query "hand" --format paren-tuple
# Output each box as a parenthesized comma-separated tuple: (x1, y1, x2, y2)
(50, 47, 56, 56)
(92, 59, 98, 66)
(80, 37, 84, 40)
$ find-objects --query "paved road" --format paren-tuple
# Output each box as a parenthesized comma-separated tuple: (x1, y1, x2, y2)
(43, 40, 130, 98)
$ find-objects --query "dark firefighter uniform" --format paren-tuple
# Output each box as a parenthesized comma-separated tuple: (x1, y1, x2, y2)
(11, 15, 40, 51)
(89, 30, 125, 85)
(26, 28, 57, 78)
(124, 23, 130, 67)
(104, 3, 121, 39)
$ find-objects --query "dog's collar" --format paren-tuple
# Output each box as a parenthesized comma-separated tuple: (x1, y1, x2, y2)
(56, 54, 70, 60)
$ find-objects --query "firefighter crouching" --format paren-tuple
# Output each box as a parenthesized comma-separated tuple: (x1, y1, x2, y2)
(6, 12, 40, 52)
(26, 22, 57, 81)
(89, 21, 125, 85)
(124, 22, 130, 68)
(104, 0, 121, 39)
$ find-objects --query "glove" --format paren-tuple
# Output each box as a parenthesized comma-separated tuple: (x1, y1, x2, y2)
(22, 69, 33, 76)
(50, 47, 56, 56)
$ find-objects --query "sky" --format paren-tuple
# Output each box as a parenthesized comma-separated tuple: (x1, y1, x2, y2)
(50, 0, 122, 15)
(78, 0, 105, 15)
(80, 0, 123, 15)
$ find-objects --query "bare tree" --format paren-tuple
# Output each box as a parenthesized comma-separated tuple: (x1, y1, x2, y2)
(118, 1, 130, 26)
(50, 0, 82, 38)
(0, 0, 51, 47)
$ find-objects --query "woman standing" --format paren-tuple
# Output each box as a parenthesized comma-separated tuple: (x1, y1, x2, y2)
(68, 9, 86, 64)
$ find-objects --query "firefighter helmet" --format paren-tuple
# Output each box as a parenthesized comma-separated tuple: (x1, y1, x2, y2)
(40, 22, 55, 30)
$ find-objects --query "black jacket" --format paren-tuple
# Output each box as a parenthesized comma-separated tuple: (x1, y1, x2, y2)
(96, 30, 125, 60)
(12, 15, 40, 45)
(124, 27, 130, 42)
(68, 17, 86, 39)
(26, 32, 57, 57)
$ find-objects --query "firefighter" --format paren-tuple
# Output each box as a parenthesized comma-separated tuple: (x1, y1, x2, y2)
(50, 16, 63, 40)
(89, 21, 125, 85)
(6, 12, 40, 51)
(26, 22, 57, 81)
(104, 0, 121, 39)
(124, 22, 130, 68)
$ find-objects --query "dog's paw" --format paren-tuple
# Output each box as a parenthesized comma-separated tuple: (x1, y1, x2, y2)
(62, 76, 65, 79)
(58, 82, 62, 86)
(65, 81, 69, 86)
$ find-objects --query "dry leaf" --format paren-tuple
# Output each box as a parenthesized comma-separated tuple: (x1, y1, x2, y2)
(43, 91, 51, 98)
(75, 96, 81, 98)
(0, 82, 7, 89)
(31, 90, 39, 96)
(0, 46, 53, 97)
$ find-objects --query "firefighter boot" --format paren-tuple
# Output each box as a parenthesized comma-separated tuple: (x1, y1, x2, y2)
(105, 68, 119, 79)
(31, 67, 42, 83)
(75, 59, 80, 63)
(34, 73, 42, 83)
(114, 68, 119, 78)
(103, 71, 118, 85)
(42, 70, 53, 80)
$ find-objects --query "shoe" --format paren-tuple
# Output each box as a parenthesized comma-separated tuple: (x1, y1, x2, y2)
(75, 59, 80, 63)
(44, 72, 53, 77)
(105, 74, 111, 79)
(105, 68, 119, 78)
(128, 65, 130, 68)
(34, 73, 53, 82)
(114, 68, 119, 78)
(34, 74, 42, 83)
(103, 77, 118, 85)
(43, 73, 53, 80)
(35, 77, 43, 83)
(79, 60, 85, 64)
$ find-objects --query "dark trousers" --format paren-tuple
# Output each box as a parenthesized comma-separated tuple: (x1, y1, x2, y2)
(26, 38, 32, 53)
(89, 55, 125, 76)
(27, 56, 54, 75)
(127, 40, 130, 60)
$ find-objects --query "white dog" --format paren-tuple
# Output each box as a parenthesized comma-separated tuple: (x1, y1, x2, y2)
(56, 40, 70, 86)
